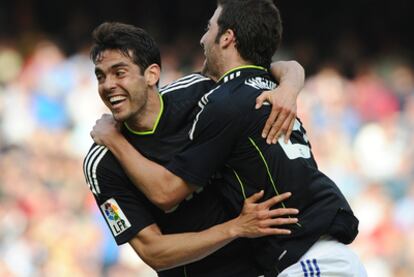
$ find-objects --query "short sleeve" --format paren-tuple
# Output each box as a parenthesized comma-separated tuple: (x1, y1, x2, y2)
(83, 145, 156, 245)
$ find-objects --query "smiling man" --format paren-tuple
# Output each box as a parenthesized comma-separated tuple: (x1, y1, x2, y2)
(84, 22, 304, 276)
(91, 1, 367, 276)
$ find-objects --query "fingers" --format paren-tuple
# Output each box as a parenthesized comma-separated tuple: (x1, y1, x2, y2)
(272, 112, 295, 144)
(262, 217, 299, 227)
(266, 109, 290, 144)
(257, 91, 279, 139)
(255, 91, 271, 109)
(268, 208, 299, 218)
(261, 228, 292, 235)
(244, 190, 264, 204)
(260, 192, 292, 209)
(262, 107, 280, 141)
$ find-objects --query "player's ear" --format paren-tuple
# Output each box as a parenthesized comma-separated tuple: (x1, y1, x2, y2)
(144, 64, 161, 86)
(220, 29, 236, 48)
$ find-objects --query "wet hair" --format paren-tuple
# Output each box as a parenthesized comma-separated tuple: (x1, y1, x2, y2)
(90, 22, 161, 73)
(216, 0, 282, 68)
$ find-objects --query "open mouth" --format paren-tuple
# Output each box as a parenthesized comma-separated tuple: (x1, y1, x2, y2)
(109, 96, 127, 107)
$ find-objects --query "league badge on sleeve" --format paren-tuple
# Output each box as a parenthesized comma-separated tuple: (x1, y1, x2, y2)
(100, 198, 132, 236)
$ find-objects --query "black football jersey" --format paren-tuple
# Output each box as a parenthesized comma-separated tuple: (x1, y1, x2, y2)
(83, 73, 261, 277)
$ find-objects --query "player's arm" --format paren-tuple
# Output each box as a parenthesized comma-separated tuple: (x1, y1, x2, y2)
(91, 114, 196, 211)
(84, 148, 297, 270)
(91, 96, 245, 211)
(84, 145, 300, 271)
(256, 60, 305, 144)
(129, 191, 298, 271)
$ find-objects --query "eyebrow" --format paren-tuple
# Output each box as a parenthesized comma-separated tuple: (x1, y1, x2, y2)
(110, 62, 129, 69)
(95, 62, 129, 75)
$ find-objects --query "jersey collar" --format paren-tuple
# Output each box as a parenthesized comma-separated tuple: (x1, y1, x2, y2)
(124, 93, 164, 136)
(217, 65, 267, 84)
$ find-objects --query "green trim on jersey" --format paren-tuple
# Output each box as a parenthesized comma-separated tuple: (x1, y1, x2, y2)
(124, 94, 164, 135)
(248, 137, 284, 205)
(218, 65, 267, 83)
(232, 168, 247, 199)
(248, 137, 302, 227)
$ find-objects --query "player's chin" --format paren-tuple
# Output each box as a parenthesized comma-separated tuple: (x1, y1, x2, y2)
(201, 60, 215, 79)
(111, 111, 127, 123)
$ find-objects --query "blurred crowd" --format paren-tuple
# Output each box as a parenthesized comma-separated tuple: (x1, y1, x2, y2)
(0, 34, 413, 277)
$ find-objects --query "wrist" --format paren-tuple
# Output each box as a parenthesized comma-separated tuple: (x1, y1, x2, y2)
(278, 81, 301, 96)
(224, 217, 242, 239)
(103, 133, 124, 153)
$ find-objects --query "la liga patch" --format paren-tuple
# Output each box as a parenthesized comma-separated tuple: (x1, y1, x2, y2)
(100, 198, 131, 236)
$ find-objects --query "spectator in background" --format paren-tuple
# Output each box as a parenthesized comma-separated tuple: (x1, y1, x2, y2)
(0, 16, 414, 277)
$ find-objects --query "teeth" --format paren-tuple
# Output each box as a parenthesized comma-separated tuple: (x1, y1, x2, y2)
(109, 96, 126, 104)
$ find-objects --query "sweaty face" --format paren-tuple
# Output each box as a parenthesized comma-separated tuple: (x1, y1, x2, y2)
(95, 49, 148, 123)
(200, 6, 222, 79)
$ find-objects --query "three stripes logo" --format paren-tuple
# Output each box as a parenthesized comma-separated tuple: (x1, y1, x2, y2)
(160, 73, 210, 95)
(300, 259, 320, 277)
(223, 71, 241, 83)
(83, 145, 109, 196)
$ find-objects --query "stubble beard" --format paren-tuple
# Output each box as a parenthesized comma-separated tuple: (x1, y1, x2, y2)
(124, 90, 149, 130)
(203, 56, 221, 81)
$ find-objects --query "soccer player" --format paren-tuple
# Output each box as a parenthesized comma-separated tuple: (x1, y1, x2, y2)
(91, 0, 367, 276)
(84, 22, 304, 276)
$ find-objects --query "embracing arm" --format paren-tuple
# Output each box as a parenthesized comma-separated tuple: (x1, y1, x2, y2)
(129, 191, 298, 271)
(111, 138, 191, 211)
(256, 60, 305, 143)
(91, 116, 193, 211)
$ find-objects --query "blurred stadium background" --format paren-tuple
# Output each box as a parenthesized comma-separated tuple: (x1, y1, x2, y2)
(0, 0, 413, 276)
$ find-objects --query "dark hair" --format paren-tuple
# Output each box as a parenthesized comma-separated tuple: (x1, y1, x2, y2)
(216, 0, 282, 68)
(90, 22, 161, 73)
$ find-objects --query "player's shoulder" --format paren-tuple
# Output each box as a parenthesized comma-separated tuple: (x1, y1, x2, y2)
(83, 143, 129, 194)
(83, 143, 118, 174)
(159, 73, 215, 100)
(222, 73, 277, 101)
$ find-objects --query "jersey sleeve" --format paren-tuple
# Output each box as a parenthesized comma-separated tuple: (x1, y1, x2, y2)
(160, 73, 214, 100)
(83, 145, 156, 245)
(166, 94, 245, 187)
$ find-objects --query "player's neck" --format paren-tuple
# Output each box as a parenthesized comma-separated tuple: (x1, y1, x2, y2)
(125, 90, 162, 132)
(218, 55, 250, 81)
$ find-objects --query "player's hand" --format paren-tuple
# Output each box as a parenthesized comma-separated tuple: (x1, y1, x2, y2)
(255, 87, 297, 145)
(231, 191, 299, 238)
(90, 114, 122, 146)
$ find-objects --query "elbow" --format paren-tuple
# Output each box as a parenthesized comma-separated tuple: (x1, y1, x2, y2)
(129, 230, 177, 272)
(287, 60, 305, 76)
(144, 259, 166, 272)
(151, 171, 183, 212)
(140, 252, 174, 271)
(152, 195, 180, 213)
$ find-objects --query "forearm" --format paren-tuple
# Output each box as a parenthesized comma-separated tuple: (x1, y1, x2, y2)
(131, 220, 239, 271)
(105, 136, 192, 210)
(131, 192, 298, 271)
(271, 60, 305, 94)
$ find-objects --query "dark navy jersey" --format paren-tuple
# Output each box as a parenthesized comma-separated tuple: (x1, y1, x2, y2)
(166, 67, 359, 272)
(83, 73, 261, 277)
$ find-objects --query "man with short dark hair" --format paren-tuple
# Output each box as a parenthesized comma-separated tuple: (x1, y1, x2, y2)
(91, 1, 367, 276)
(85, 21, 304, 276)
